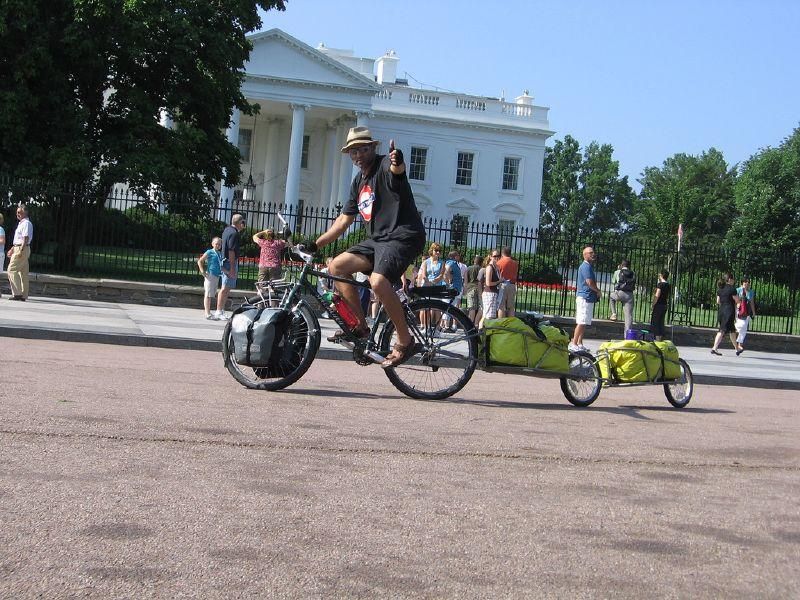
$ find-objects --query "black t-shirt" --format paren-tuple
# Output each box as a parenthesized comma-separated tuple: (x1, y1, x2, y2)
(343, 154, 425, 242)
(655, 281, 670, 305)
(718, 284, 737, 309)
(221, 225, 241, 263)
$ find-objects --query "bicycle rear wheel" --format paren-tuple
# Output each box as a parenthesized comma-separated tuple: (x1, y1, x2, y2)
(222, 303, 320, 391)
(380, 298, 478, 400)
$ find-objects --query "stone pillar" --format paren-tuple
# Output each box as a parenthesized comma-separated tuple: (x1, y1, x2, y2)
(261, 118, 282, 208)
(321, 124, 338, 212)
(218, 107, 241, 222)
(284, 103, 309, 223)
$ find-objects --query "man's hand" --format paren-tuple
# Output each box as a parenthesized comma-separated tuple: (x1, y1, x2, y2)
(389, 139, 405, 175)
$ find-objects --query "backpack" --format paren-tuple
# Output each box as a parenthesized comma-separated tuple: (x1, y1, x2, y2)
(615, 268, 635, 293)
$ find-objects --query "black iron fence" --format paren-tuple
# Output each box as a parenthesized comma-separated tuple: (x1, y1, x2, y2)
(2, 177, 799, 335)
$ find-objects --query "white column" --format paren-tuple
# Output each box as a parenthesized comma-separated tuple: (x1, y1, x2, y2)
(321, 124, 338, 212)
(159, 110, 174, 130)
(261, 118, 282, 208)
(218, 107, 241, 221)
(284, 103, 309, 220)
(338, 129, 354, 208)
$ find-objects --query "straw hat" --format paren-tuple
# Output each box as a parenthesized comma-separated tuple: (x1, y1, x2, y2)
(341, 126, 379, 153)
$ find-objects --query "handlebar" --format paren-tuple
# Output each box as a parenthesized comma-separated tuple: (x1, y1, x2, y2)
(290, 243, 315, 265)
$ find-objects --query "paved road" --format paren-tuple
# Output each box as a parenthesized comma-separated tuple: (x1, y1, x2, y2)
(1, 339, 799, 598)
(2, 296, 800, 389)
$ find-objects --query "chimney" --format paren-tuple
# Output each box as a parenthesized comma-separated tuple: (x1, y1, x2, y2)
(376, 50, 399, 85)
(515, 90, 534, 105)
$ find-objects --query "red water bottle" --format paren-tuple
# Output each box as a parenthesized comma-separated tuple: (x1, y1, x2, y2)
(332, 293, 360, 329)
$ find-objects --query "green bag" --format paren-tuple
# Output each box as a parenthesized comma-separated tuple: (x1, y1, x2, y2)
(598, 340, 682, 383)
(482, 317, 569, 373)
(655, 341, 681, 380)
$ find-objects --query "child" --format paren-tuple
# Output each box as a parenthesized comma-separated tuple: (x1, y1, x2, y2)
(253, 228, 288, 283)
(197, 237, 223, 319)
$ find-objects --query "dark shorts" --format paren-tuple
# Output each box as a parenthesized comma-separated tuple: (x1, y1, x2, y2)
(346, 235, 425, 284)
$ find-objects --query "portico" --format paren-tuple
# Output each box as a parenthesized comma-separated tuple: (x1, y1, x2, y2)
(222, 29, 379, 216)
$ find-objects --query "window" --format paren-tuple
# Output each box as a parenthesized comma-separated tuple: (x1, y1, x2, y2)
(502, 157, 520, 191)
(301, 135, 310, 169)
(238, 129, 252, 161)
(456, 152, 474, 186)
(409, 146, 428, 181)
(497, 219, 515, 248)
(451, 214, 469, 247)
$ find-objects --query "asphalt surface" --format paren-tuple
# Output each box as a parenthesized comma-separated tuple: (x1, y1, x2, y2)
(2, 295, 800, 389)
(1, 338, 799, 598)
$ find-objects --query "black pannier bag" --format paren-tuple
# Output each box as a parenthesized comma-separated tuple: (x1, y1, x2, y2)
(230, 307, 291, 367)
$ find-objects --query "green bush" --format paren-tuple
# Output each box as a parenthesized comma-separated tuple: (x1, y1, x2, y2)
(518, 255, 563, 285)
(753, 281, 793, 317)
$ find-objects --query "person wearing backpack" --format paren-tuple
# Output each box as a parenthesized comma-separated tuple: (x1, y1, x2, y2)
(609, 259, 635, 334)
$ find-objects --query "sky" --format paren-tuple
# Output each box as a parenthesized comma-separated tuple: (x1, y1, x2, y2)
(259, 0, 800, 186)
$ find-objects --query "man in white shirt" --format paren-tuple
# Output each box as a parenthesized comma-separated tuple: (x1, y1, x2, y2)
(7, 205, 33, 301)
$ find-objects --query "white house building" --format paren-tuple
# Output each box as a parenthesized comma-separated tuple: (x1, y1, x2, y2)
(223, 28, 554, 236)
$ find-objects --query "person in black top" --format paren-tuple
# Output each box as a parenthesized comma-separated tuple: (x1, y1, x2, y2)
(313, 127, 426, 367)
(710, 272, 741, 355)
(649, 270, 670, 341)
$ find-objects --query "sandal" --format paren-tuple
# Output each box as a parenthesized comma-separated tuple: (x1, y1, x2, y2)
(327, 325, 369, 343)
(381, 341, 415, 368)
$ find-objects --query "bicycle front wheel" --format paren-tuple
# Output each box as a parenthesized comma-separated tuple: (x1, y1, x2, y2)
(380, 298, 478, 400)
(222, 303, 320, 391)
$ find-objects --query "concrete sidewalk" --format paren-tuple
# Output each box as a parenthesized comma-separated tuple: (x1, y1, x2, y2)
(2, 295, 799, 389)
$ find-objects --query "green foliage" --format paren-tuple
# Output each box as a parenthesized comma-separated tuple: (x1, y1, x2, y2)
(0, 0, 287, 196)
(632, 148, 737, 246)
(541, 135, 634, 238)
(726, 127, 800, 280)
(518, 255, 563, 285)
(753, 281, 793, 317)
(83, 206, 224, 253)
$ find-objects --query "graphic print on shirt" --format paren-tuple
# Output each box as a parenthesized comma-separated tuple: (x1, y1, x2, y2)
(357, 183, 375, 222)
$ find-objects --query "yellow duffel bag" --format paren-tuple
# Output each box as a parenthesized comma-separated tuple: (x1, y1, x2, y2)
(483, 317, 569, 373)
(597, 340, 662, 383)
(598, 340, 682, 383)
(655, 340, 681, 380)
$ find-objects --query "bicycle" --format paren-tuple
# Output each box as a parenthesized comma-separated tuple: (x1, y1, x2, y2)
(222, 244, 479, 400)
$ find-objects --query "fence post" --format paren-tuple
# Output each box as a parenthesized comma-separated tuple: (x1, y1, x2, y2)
(787, 255, 800, 335)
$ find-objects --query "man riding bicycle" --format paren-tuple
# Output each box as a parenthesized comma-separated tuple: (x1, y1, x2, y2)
(310, 126, 426, 368)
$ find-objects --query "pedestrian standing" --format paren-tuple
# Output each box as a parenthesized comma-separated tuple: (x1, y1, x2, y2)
(253, 228, 288, 283)
(496, 246, 519, 318)
(215, 213, 247, 320)
(710, 272, 740, 356)
(478, 250, 501, 328)
(569, 246, 601, 352)
(464, 254, 483, 326)
(734, 277, 756, 355)
(197, 237, 223, 319)
(609, 259, 636, 335)
(649, 270, 670, 341)
(7, 204, 33, 301)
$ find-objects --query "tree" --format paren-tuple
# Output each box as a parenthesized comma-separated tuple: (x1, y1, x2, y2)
(726, 127, 800, 279)
(0, 0, 287, 265)
(540, 135, 580, 238)
(540, 135, 633, 239)
(632, 148, 737, 246)
(576, 142, 635, 237)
